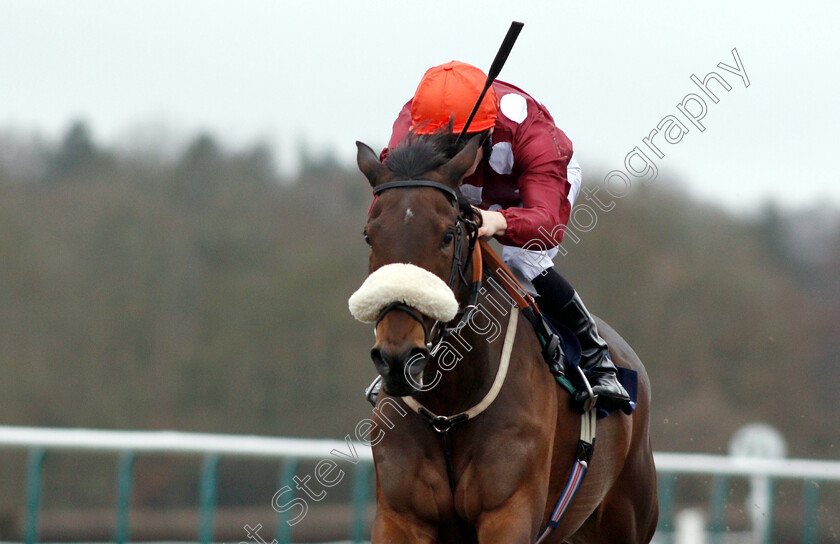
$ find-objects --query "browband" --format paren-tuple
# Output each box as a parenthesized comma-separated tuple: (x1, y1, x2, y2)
(372, 180, 458, 202)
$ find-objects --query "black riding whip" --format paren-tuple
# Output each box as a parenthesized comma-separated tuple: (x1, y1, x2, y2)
(456, 21, 524, 144)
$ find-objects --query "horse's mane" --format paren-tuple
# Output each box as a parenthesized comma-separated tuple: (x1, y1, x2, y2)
(383, 128, 483, 229)
(384, 129, 459, 180)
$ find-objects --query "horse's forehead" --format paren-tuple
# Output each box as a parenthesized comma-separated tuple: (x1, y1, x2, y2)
(369, 188, 456, 224)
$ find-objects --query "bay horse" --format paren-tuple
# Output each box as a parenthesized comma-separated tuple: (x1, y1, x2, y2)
(349, 134, 658, 543)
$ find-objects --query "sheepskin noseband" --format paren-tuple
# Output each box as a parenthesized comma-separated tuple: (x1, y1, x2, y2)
(348, 263, 459, 324)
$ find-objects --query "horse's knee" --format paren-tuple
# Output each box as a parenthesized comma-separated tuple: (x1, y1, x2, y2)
(371, 510, 437, 544)
(476, 520, 533, 544)
(475, 503, 541, 543)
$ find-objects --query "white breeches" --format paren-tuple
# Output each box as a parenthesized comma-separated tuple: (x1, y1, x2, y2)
(500, 155, 581, 295)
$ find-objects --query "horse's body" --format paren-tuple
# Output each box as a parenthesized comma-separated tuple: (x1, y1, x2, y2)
(353, 134, 658, 543)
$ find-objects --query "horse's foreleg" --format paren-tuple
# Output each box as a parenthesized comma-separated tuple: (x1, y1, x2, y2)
(474, 488, 544, 543)
(371, 508, 438, 544)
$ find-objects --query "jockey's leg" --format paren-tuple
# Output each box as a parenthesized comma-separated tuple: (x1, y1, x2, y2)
(502, 246, 631, 412)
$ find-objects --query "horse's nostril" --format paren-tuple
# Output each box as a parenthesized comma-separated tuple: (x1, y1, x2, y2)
(404, 347, 430, 378)
(371, 347, 390, 375)
(371, 346, 429, 379)
(408, 347, 430, 363)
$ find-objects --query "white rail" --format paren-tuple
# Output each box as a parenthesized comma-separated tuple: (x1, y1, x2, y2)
(1, 425, 838, 481)
(0, 425, 373, 461)
(654, 451, 840, 480)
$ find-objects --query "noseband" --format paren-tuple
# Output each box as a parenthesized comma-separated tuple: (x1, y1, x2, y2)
(371, 180, 483, 350)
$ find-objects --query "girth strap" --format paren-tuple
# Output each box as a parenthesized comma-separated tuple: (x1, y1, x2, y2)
(535, 406, 597, 543)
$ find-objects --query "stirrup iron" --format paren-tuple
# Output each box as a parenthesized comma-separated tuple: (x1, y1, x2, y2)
(576, 366, 598, 413)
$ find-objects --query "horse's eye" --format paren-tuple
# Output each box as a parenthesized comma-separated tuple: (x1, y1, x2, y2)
(441, 230, 454, 247)
(363, 230, 372, 246)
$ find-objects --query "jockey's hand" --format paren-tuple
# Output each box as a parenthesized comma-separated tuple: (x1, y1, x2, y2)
(476, 209, 507, 238)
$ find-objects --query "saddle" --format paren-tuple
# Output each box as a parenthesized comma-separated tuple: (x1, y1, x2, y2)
(478, 240, 638, 413)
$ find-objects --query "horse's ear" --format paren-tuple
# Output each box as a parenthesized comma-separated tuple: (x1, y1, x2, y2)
(441, 135, 481, 187)
(356, 141, 388, 187)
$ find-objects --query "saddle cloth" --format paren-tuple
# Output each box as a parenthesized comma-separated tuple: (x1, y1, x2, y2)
(542, 313, 638, 418)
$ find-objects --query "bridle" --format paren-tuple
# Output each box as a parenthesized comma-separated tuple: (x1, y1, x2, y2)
(370, 180, 483, 352)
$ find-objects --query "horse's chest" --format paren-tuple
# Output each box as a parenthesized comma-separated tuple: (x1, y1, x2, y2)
(453, 438, 542, 521)
(376, 446, 457, 521)
(375, 440, 527, 527)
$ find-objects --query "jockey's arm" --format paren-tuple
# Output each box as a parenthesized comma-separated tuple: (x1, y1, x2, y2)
(493, 117, 573, 249)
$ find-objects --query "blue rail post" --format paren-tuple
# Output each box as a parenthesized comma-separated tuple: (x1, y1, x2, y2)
(276, 458, 299, 544)
(656, 472, 676, 544)
(708, 474, 729, 544)
(24, 448, 46, 544)
(199, 454, 221, 544)
(802, 480, 820, 544)
(351, 462, 372, 544)
(115, 451, 136, 544)
(761, 477, 776, 544)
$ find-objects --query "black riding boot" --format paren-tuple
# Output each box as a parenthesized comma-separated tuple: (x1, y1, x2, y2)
(531, 268, 631, 412)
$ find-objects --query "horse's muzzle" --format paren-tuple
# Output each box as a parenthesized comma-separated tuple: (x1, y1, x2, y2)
(371, 345, 430, 396)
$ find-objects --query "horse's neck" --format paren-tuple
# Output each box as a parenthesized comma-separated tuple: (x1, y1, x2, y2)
(415, 283, 512, 416)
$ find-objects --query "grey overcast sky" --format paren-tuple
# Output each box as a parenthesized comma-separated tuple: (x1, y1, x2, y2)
(1, 1, 838, 211)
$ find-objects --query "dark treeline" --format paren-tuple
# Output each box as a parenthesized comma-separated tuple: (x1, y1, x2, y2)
(0, 121, 838, 518)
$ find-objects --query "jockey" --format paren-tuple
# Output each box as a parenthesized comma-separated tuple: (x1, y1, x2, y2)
(369, 60, 630, 412)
